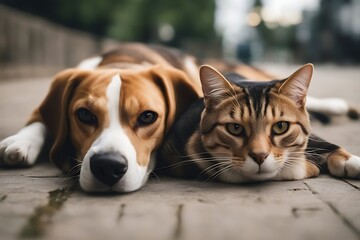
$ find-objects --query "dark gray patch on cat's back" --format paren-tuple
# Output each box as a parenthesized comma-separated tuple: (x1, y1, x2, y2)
(164, 99, 205, 155)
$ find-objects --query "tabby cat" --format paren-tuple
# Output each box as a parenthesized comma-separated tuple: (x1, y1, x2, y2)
(159, 64, 360, 182)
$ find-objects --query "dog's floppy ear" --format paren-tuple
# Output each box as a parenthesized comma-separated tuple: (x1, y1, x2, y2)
(28, 69, 90, 172)
(150, 65, 201, 132)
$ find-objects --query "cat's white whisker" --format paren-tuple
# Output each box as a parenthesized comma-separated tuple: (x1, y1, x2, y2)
(204, 165, 233, 183)
(199, 162, 232, 178)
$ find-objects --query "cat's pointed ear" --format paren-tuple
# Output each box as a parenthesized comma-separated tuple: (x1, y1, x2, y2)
(199, 65, 233, 108)
(278, 63, 314, 107)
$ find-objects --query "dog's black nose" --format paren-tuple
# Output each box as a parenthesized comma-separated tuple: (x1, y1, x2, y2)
(90, 152, 128, 186)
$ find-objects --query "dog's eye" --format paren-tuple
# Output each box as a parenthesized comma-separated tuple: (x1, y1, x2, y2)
(77, 108, 98, 125)
(272, 121, 289, 135)
(226, 123, 243, 136)
(137, 111, 158, 126)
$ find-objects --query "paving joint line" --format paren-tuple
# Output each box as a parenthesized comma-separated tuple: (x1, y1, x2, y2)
(342, 179, 360, 191)
(174, 204, 183, 240)
(117, 203, 126, 222)
(303, 181, 360, 237)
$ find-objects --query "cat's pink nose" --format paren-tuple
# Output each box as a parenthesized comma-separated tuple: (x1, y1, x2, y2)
(249, 152, 269, 165)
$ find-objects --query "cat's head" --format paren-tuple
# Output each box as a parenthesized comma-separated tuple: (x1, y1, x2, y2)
(198, 64, 313, 181)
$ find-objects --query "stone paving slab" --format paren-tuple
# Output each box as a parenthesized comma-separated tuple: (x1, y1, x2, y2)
(0, 64, 360, 240)
(1, 166, 359, 240)
(0, 164, 65, 239)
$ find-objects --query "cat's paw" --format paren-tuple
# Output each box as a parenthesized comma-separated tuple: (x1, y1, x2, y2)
(328, 151, 360, 178)
(0, 134, 41, 167)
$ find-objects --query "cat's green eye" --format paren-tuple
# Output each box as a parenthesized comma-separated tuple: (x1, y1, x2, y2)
(272, 121, 289, 135)
(226, 123, 243, 136)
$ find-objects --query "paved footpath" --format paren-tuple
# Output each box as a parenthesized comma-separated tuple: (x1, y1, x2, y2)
(0, 64, 360, 240)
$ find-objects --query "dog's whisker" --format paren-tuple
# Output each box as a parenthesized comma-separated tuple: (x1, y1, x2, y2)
(148, 171, 160, 181)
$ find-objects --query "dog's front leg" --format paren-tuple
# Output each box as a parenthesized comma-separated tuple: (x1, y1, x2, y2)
(0, 122, 47, 167)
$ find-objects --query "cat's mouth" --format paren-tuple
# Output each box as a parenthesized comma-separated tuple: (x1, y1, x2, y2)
(250, 169, 278, 181)
(231, 165, 278, 181)
(255, 167, 276, 177)
(256, 165, 274, 174)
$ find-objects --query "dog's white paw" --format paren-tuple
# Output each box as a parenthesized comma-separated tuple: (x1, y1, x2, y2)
(0, 135, 38, 166)
(329, 154, 360, 178)
(0, 122, 46, 167)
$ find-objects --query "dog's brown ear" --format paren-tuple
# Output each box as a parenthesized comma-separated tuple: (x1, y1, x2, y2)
(28, 69, 90, 172)
(150, 65, 201, 132)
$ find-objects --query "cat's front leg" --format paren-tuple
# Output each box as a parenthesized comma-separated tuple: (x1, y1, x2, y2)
(327, 148, 360, 178)
(305, 161, 320, 178)
(0, 122, 47, 167)
(306, 134, 360, 178)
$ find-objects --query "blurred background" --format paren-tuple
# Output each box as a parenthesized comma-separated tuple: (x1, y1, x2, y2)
(0, 0, 360, 79)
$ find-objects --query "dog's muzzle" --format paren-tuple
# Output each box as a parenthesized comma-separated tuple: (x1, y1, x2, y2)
(90, 152, 128, 186)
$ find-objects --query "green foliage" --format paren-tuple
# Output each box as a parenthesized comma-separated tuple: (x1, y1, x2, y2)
(0, 0, 216, 46)
(108, 0, 216, 44)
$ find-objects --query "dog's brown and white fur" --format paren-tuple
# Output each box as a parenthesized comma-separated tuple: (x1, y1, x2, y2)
(0, 44, 204, 192)
(0, 43, 356, 192)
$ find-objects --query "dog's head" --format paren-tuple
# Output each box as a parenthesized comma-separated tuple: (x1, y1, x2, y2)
(37, 65, 200, 192)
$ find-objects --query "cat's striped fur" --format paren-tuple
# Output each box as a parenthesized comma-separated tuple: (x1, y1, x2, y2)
(159, 65, 360, 182)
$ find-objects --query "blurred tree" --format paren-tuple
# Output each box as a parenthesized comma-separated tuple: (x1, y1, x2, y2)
(0, 0, 216, 47)
(310, 0, 360, 63)
(109, 0, 216, 44)
(251, 0, 298, 61)
(0, 0, 115, 35)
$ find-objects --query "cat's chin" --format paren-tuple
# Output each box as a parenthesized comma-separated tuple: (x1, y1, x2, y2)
(217, 155, 281, 183)
(217, 168, 278, 183)
(242, 170, 278, 182)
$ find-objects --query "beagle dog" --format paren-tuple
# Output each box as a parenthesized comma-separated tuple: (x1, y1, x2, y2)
(0, 43, 356, 192)
(0, 44, 203, 192)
